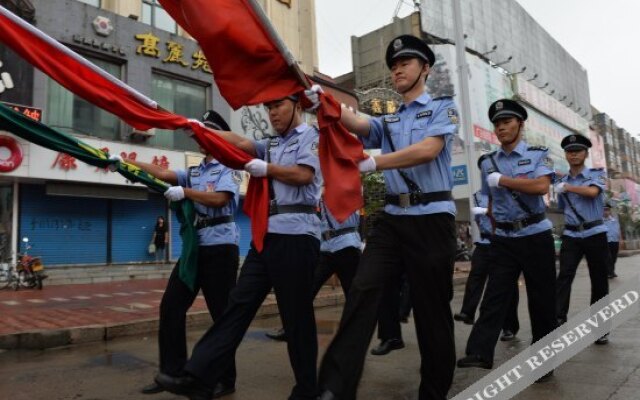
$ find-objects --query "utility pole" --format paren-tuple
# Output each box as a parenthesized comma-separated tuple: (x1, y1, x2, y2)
(451, 0, 479, 240)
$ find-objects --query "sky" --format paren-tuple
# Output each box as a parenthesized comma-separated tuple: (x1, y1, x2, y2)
(315, 0, 640, 135)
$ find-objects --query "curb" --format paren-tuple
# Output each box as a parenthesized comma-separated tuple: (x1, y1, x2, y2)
(0, 274, 470, 351)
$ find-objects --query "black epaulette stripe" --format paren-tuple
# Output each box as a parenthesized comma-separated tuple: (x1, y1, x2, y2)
(433, 95, 453, 101)
(590, 167, 604, 171)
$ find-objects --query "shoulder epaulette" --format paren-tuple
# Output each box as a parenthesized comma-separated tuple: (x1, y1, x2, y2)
(477, 151, 496, 167)
(527, 146, 548, 151)
(590, 167, 604, 171)
(433, 95, 453, 101)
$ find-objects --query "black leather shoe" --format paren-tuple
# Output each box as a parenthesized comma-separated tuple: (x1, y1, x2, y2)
(265, 328, 287, 341)
(557, 317, 567, 326)
(370, 339, 405, 356)
(595, 334, 609, 345)
(141, 381, 165, 394)
(318, 389, 337, 400)
(453, 312, 474, 325)
(457, 355, 493, 369)
(400, 316, 409, 323)
(535, 370, 554, 383)
(213, 383, 236, 398)
(500, 330, 516, 341)
(155, 372, 212, 399)
(608, 273, 618, 279)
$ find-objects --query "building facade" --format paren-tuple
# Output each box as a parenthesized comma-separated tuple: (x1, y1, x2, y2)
(0, 0, 320, 266)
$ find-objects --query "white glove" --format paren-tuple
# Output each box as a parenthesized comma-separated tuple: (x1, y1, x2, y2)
(107, 154, 123, 172)
(487, 172, 502, 188)
(358, 156, 377, 173)
(164, 186, 185, 202)
(554, 182, 567, 194)
(303, 84, 324, 111)
(244, 159, 268, 177)
(471, 207, 488, 216)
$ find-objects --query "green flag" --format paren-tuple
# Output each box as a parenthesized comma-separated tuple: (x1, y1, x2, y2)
(0, 103, 199, 291)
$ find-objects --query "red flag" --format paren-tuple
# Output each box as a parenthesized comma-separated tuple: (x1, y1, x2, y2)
(158, 0, 365, 222)
(159, 0, 304, 109)
(0, 6, 270, 251)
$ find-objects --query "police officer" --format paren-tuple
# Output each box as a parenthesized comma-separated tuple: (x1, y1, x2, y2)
(604, 203, 621, 278)
(554, 134, 610, 344)
(457, 99, 557, 383)
(370, 275, 406, 356)
(110, 110, 241, 398)
(309, 34, 458, 400)
(266, 198, 362, 342)
(454, 189, 520, 341)
(156, 95, 322, 400)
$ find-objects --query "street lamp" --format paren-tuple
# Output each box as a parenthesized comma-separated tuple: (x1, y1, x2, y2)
(510, 66, 527, 75)
(492, 56, 513, 67)
(559, 95, 567, 102)
(481, 45, 498, 57)
(537, 82, 549, 89)
(526, 73, 538, 81)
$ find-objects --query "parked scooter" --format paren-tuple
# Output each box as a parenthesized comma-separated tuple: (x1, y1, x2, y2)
(13, 237, 47, 290)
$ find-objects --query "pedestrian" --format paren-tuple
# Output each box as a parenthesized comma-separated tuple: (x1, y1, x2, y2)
(309, 34, 459, 400)
(370, 274, 406, 356)
(151, 216, 168, 263)
(554, 134, 610, 344)
(604, 203, 621, 278)
(156, 94, 322, 400)
(454, 190, 520, 341)
(110, 110, 241, 398)
(457, 99, 557, 384)
(265, 195, 362, 342)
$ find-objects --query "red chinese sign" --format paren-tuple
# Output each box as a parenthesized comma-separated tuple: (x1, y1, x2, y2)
(51, 153, 77, 171)
(151, 155, 170, 169)
(1, 102, 42, 122)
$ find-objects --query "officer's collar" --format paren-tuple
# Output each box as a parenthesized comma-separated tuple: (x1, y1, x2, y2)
(568, 165, 588, 179)
(498, 139, 527, 157)
(398, 92, 431, 112)
(280, 122, 308, 142)
(200, 157, 220, 167)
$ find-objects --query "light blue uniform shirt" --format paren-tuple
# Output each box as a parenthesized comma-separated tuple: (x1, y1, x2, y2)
(472, 191, 492, 245)
(360, 93, 458, 215)
(480, 140, 554, 238)
(319, 199, 362, 253)
(558, 167, 607, 238)
(604, 215, 621, 242)
(176, 160, 240, 246)
(363, 92, 457, 216)
(255, 123, 322, 239)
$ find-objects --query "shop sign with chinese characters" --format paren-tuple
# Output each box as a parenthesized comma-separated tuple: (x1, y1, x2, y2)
(134, 33, 211, 73)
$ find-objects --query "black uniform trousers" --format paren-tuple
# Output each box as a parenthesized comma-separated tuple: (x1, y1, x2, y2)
(377, 273, 404, 341)
(159, 244, 239, 387)
(608, 241, 620, 275)
(319, 213, 457, 400)
(556, 232, 610, 322)
(399, 273, 412, 319)
(465, 230, 556, 362)
(312, 246, 361, 298)
(460, 243, 520, 333)
(185, 233, 320, 400)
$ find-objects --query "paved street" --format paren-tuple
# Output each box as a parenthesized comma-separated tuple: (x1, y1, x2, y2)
(0, 255, 638, 400)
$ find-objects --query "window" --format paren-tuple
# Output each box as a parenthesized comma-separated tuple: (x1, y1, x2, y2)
(141, 0, 177, 33)
(78, 0, 100, 7)
(150, 73, 208, 151)
(46, 56, 121, 141)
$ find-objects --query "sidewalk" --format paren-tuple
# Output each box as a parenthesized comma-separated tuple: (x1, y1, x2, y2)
(0, 261, 471, 350)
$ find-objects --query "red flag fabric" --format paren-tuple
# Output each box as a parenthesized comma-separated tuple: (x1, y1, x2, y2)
(159, 0, 304, 109)
(158, 0, 365, 222)
(0, 5, 270, 251)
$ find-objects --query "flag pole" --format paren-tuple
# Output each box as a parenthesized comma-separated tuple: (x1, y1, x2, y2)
(245, 0, 311, 89)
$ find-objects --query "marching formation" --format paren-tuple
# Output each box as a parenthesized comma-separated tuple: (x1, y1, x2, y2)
(0, 8, 624, 397)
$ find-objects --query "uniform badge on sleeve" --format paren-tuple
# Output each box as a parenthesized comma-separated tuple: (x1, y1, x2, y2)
(311, 141, 319, 156)
(447, 108, 459, 124)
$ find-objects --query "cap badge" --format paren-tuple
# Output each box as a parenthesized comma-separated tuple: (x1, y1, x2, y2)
(393, 39, 403, 51)
(495, 102, 503, 110)
(570, 135, 576, 143)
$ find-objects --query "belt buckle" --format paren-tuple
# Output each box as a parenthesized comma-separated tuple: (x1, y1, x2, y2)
(513, 220, 524, 231)
(322, 232, 331, 241)
(398, 193, 411, 208)
(269, 200, 278, 215)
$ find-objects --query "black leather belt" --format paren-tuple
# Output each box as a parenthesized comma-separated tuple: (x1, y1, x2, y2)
(322, 227, 357, 241)
(480, 233, 492, 240)
(384, 191, 453, 207)
(195, 215, 234, 230)
(495, 213, 546, 232)
(565, 219, 604, 232)
(269, 202, 317, 216)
